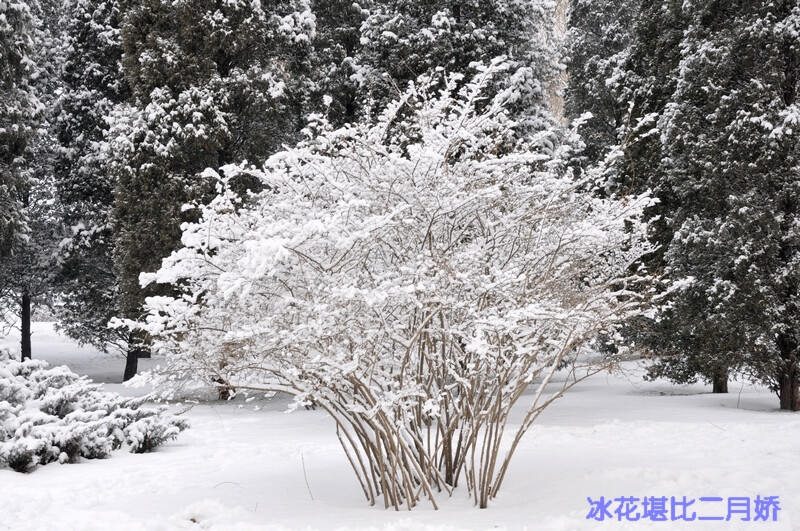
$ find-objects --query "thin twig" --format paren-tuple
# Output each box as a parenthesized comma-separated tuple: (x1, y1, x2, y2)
(301, 452, 314, 501)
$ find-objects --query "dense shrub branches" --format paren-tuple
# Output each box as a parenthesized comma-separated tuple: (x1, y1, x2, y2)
(142, 63, 654, 509)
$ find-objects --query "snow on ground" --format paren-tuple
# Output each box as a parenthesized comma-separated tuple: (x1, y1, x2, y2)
(1, 323, 798, 530)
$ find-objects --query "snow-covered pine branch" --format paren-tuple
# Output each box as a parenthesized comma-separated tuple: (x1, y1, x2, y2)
(142, 61, 655, 509)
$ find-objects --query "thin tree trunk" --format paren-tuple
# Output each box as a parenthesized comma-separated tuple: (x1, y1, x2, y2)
(20, 290, 31, 360)
(711, 372, 728, 394)
(123, 347, 139, 382)
(123, 331, 149, 382)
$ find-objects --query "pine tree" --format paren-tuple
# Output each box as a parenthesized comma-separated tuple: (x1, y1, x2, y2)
(564, 0, 638, 168)
(306, 0, 364, 126)
(355, 0, 561, 134)
(0, 176, 62, 361)
(654, 0, 800, 408)
(109, 0, 316, 379)
(0, 0, 63, 360)
(619, 0, 686, 193)
(563, 0, 709, 389)
(53, 0, 130, 354)
(0, 0, 39, 258)
(564, 0, 689, 214)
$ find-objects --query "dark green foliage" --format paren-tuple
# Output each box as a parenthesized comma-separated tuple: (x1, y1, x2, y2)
(567, 0, 800, 407)
(355, 0, 560, 135)
(612, 0, 687, 268)
(308, 0, 364, 126)
(0, 0, 39, 258)
(564, 0, 638, 168)
(611, 0, 686, 197)
(645, 0, 800, 407)
(53, 0, 131, 354)
(110, 0, 316, 326)
(0, 0, 64, 361)
(49, 0, 368, 376)
(565, 0, 692, 387)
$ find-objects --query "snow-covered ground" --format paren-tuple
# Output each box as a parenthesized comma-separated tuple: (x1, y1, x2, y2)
(1, 323, 797, 530)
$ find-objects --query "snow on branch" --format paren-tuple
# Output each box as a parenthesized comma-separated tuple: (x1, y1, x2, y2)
(0, 347, 188, 472)
(142, 60, 654, 509)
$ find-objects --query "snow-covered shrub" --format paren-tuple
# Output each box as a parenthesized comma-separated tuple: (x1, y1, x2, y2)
(0, 347, 188, 472)
(143, 61, 654, 509)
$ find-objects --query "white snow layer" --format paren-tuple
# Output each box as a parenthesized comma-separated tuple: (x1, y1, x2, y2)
(0, 323, 796, 530)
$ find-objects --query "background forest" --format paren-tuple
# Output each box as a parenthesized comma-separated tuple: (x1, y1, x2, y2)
(0, 0, 799, 497)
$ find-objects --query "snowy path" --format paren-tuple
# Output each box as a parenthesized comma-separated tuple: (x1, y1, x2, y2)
(1, 324, 797, 530)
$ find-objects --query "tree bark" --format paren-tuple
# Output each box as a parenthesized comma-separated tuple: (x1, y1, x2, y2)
(123, 332, 150, 382)
(777, 0, 800, 411)
(217, 383, 233, 401)
(215, 359, 234, 400)
(711, 372, 728, 394)
(20, 290, 31, 360)
(778, 368, 800, 411)
(777, 333, 800, 411)
(123, 347, 139, 382)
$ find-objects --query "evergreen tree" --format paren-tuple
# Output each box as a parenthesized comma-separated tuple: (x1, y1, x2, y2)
(564, 0, 711, 390)
(565, 0, 688, 211)
(305, 0, 364, 126)
(564, 0, 638, 168)
(0, 0, 63, 360)
(0, 176, 62, 360)
(618, 0, 686, 195)
(0, 0, 39, 258)
(564, 0, 708, 388)
(109, 0, 316, 379)
(355, 0, 561, 134)
(53, 0, 130, 354)
(653, 0, 800, 408)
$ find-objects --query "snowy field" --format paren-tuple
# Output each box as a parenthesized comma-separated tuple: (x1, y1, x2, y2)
(1, 323, 798, 530)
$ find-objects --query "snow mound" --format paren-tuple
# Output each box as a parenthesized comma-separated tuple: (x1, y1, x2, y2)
(0, 346, 188, 472)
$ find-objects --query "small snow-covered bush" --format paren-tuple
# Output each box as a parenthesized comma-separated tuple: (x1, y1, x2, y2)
(143, 61, 654, 509)
(0, 347, 188, 472)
